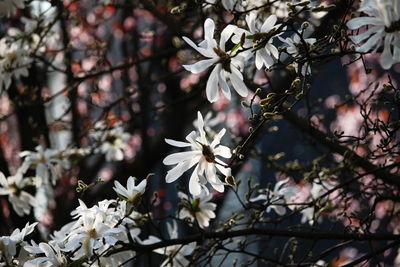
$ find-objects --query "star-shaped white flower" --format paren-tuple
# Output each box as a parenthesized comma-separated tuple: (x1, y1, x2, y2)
(347, 0, 400, 69)
(0, 171, 36, 216)
(182, 18, 248, 103)
(163, 111, 232, 196)
(113, 176, 147, 204)
(178, 191, 216, 228)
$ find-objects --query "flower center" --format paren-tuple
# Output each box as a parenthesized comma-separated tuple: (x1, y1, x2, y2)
(202, 145, 215, 163)
(385, 21, 400, 33)
(88, 228, 97, 238)
(213, 47, 232, 72)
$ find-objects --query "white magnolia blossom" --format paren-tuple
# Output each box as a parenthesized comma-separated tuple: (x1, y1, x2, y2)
(182, 18, 248, 103)
(154, 221, 196, 267)
(280, 34, 316, 75)
(0, 171, 36, 216)
(24, 242, 67, 267)
(233, 12, 283, 69)
(0, 0, 24, 17)
(113, 176, 147, 204)
(250, 178, 298, 215)
(91, 121, 131, 161)
(347, 0, 400, 69)
(0, 222, 37, 265)
(63, 213, 123, 260)
(19, 145, 67, 185)
(280, 34, 316, 56)
(178, 191, 217, 228)
(0, 38, 32, 92)
(163, 111, 232, 196)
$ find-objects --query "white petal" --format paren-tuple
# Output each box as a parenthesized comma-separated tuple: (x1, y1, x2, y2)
(219, 70, 231, 100)
(204, 18, 215, 41)
(206, 65, 221, 103)
(229, 66, 248, 97)
(165, 138, 192, 148)
(210, 128, 226, 148)
(220, 25, 237, 51)
(380, 34, 394, 69)
(182, 58, 216, 74)
(166, 158, 198, 183)
(346, 17, 383, 29)
(356, 30, 383, 52)
(189, 165, 202, 196)
(163, 151, 200, 165)
(261, 14, 277, 32)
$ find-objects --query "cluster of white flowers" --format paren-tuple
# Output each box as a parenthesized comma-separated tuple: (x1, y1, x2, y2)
(90, 121, 131, 161)
(182, 14, 318, 103)
(347, 0, 400, 69)
(0, 177, 150, 266)
(0, 13, 53, 92)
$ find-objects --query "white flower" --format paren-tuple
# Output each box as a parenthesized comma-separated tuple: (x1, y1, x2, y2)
(154, 221, 196, 267)
(163, 111, 232, 196)
(280, 34, 316, 56)
(0, 0, 25, 17)
(0, 38, 32, 92)
(0, 222, 37, 265)
(63, 213, 123, 260)
(91, 121, 130, 161)
(178, 191, 216, 228)
(182, 18, 248, 103)
(280, 34, 316, 75)
(0, 171, 36, 216)
(19, 145, 66, 185)
(250, 178, 298, 215)
(24, 242, 67, 267)
(346, 0, 400, 69)
(233, 13, 283, 69)
(113, 176, 147, 204)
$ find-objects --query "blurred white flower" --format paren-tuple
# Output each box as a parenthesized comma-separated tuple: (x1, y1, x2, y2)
(19, 145, 66, 185)
(0, 171, 36, 216)
(163, 111, 232, 196)
(0, 38, 32, 92)
(280, 34, 316, 56)
(182, 18, 248, 103)
(91, 121, 131, 161)
(192, 111, 220, 137)
(346, 0, 400, 69)
(178, 191, 216, 228)
(113, 176, 147, 204)
(0, 0, 24, 17)
(250, 178, 298, 215)
(0, 222, 37, 265)
(24, 242, 67, 267)
(154, 221, 196, 267)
